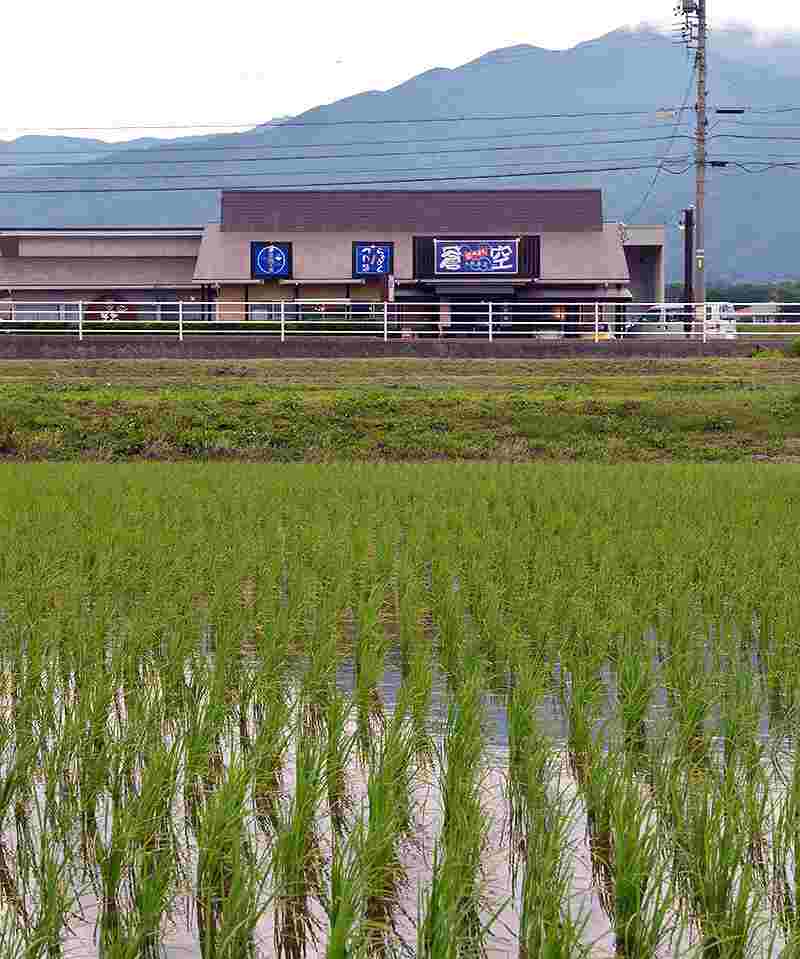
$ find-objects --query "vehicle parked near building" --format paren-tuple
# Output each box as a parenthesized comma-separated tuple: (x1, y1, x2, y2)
(622, 302, 737, 338)
(623, 304, 690, 336)
(705, 302, 738, 339)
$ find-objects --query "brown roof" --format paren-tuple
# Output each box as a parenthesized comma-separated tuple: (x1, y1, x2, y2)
(221, 189, 602, 234)
(539, 225, 630, 282)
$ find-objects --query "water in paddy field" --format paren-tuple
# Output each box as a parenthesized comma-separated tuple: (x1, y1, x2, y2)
(7, 614, 788, 959)
(7, 460, 800, 959)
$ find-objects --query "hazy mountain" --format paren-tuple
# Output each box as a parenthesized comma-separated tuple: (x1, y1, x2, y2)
(1, 28, 798, 281)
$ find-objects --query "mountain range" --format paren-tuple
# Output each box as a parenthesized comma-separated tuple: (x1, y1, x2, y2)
(2, 26, 800, 282)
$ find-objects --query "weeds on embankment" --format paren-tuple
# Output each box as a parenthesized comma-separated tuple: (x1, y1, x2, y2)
(3, 357, 800, 460)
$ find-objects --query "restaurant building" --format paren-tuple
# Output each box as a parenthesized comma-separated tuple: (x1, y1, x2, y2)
(0, 189, 665, 321)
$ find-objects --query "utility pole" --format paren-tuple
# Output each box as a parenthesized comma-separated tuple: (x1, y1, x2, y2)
(694, 0, 707, 306)
(677, 0, 708, 303)
(682, 207, 694, 305)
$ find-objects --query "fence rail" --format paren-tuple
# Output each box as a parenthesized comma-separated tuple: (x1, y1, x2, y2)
(0, 301, 794, 341)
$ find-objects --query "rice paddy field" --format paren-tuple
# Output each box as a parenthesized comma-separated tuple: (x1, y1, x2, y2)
(3, 461, 800, 958)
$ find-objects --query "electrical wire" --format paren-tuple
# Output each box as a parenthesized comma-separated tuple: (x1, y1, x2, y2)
(0, 161, 692, 196)
(0, 153, 693, 187)
(0, 136, 693, 182)
(0, 106, 694, 136)
(624, 60, 697, 220)
(747, 106, 800, 114)
(711, 117, 800, 128)
(712, 133, 800, 142)
(0, 121, 694, 163)
(725, 160, 800, 172)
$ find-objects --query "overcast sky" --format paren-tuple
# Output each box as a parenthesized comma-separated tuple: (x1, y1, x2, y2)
(3, 0, 798, 141)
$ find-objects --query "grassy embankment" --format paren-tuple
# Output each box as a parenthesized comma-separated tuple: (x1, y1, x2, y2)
(4, 356, 800, 460)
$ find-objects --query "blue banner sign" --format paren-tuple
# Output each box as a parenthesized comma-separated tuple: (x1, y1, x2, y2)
(434, 238, 519, 275)
(251, 242, 291, 278)
(354, 243, 393, 276)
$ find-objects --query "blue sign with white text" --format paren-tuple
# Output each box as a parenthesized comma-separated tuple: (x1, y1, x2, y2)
(354, 243, 393, 276)
(434, 239, 519, 275)
(251, 242, 291, 278)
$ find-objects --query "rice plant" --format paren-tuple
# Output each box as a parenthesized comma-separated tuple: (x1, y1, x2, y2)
(435, 665, 492, 958)
(604, 757, 676, 958)
(660, 761, 765, 958)
(362, 708, 417, 955)
(514, 728, 588, 959)
(195, 763, 266, 959)
(273, 722, 326, 959)
(0, 462, 799, 956)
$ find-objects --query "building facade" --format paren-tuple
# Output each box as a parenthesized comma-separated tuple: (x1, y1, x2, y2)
(0, 189, 665, 321)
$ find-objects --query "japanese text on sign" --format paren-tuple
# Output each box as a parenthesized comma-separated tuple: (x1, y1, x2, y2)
(433, 239, 519, 275)
(354, 243, 393, 276)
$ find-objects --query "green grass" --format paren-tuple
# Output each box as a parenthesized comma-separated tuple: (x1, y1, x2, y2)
(2, 357, 800, 461)
(1, 462, 800, 955)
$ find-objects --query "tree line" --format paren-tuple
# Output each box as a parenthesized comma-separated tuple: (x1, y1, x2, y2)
(666, 281, 800, 303)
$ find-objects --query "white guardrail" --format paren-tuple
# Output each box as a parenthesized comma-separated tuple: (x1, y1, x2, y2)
(0, 301, 794, 341)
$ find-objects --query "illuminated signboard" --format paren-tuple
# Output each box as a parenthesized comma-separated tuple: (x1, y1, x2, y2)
(433, 238, 519, 275)
(251, 242, 292, 278)
(353, 242, 394, 277)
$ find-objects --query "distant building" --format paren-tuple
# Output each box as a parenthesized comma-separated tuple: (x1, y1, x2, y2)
(0, 189, 665, 321)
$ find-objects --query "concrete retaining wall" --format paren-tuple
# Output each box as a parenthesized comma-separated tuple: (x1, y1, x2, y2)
(0, 335, 789, 360)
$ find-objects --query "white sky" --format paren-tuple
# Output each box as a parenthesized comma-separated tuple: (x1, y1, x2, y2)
(2, 0, 798, 142)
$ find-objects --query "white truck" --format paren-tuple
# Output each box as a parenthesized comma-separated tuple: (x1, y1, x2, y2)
(705, 302, 738, 339)
(623, 303, 737, 339)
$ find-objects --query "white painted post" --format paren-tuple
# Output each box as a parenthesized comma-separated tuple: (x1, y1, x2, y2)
(383, 302, 389, 342)
(594, 303, 600, 343)
(702, 303, 708, 344)
(280, 301, 286, 343)
(488, 301, 493, 343)
(178, 301, 184, 342)
(78, 301, 84, 341)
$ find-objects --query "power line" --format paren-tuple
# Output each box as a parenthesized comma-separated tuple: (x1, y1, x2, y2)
(711, 117, 800, 128)
(723, 160, 800, 172)
(625, 60, 697, 221)
(0, 106, 694, 136)
(0, 161, 689, 196)
(747, 106, 800, 114)
(0, 153, 692, 187)
(0, 136, 693, 181)
(0, 121, 694, 162)
(712, 132, 800, 142)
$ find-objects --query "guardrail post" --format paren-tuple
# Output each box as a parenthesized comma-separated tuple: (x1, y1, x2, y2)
(488, 301, 493, 343)
(78, 301, 83, 341)
(280, 301, 286, 343)
(178, 301, 184, 342)
(594, 302, 600, 343)
(383, 302, 388, 342)
(702, 303, 708, 344)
